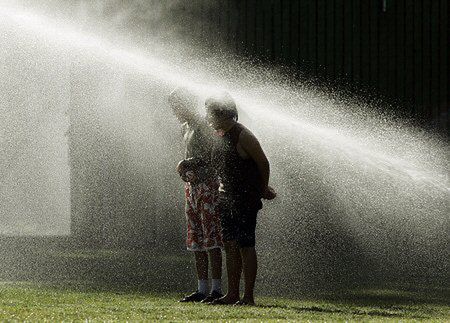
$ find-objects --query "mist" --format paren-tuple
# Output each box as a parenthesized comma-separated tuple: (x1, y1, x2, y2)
(0, 0, 448, 295)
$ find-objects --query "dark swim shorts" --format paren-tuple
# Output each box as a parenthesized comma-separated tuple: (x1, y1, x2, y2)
(219, 196, 263, 248)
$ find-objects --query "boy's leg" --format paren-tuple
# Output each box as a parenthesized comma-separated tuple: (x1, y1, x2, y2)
(200, 181, 223, 299)
(235, 202, 260, 305)
(202, 247, 223, 302)
(240, 247, 257, 304)
(208, 247, 222, 280)
(200, 181, 222, 283)
(180, 184, 209, 302)
(180, 251, 209, 302)
(217, 240, 241, 304)
(194, 251, 208, 281)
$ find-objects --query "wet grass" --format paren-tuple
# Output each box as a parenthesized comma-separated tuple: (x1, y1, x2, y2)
(0, 282, 448, 322)
(0, 237, 448, 321)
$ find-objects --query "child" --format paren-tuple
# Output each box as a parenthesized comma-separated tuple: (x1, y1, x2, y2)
(205, 93, 276, 306)
(168, 87, 223, 303)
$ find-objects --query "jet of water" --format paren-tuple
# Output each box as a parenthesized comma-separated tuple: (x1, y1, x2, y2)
(1, 4, 448, 291)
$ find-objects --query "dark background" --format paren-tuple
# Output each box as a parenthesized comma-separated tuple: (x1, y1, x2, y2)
(176, 0, 449, 135)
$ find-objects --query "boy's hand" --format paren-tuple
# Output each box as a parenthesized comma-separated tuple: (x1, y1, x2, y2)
(262, 186, 276, 200)
(176, 160, 198, 183)
(184, 170, 197, 183)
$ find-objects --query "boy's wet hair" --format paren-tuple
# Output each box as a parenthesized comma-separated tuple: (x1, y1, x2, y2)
(168, 87, 198, 111)
(205, 92, 238, 121)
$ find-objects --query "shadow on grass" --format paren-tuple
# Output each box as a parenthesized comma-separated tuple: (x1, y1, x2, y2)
(257, 287, 449, 320)
(0, 236, 194, 294)
(258, 303, 412, 319)
(0, 235, 448, 319)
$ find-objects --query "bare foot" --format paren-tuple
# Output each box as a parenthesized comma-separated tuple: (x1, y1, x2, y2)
(209, 294, 240, 305)
(235, 297, 255, 306)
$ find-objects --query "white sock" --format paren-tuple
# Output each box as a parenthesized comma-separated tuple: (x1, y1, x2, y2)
(211, 279, 222, 293)
(198, 279, 208, 295)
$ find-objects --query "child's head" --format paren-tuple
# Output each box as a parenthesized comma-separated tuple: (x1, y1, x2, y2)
(176, 158, 198, 183)
(168, 87, 198, 123)
(205, 92, 238, 130)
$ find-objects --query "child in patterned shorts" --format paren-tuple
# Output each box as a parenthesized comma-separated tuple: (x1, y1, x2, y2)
(169, 88, 224, 303)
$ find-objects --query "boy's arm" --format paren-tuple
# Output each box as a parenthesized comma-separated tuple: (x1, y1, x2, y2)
(181, 122, 188, 138)
(238, 129, 271, 196)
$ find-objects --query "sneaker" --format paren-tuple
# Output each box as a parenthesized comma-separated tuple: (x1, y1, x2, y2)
(179, 291, 207, 303)
(201, 290, 224, 303)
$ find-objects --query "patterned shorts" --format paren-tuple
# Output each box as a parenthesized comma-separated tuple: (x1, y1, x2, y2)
(185, 180, 223, 251)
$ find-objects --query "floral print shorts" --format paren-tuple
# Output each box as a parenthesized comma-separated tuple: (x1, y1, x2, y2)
(184, 180, 223, 251)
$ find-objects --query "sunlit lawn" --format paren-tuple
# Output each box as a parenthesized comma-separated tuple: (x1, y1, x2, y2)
(0, 282, 448, 322)
(0, 242, 448, 321)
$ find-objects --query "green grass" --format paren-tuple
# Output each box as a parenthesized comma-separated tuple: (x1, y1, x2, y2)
(0, 282, 448, 322)
(0, 240, 448, 321)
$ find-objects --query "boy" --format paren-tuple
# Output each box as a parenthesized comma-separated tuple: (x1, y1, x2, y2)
(168, 87, 223, 303)
(205, 93, 276, 306)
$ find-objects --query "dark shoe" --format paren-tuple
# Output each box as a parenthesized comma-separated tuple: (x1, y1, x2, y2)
(201, 290, 223, 303)
(179, 291, 207, 303)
